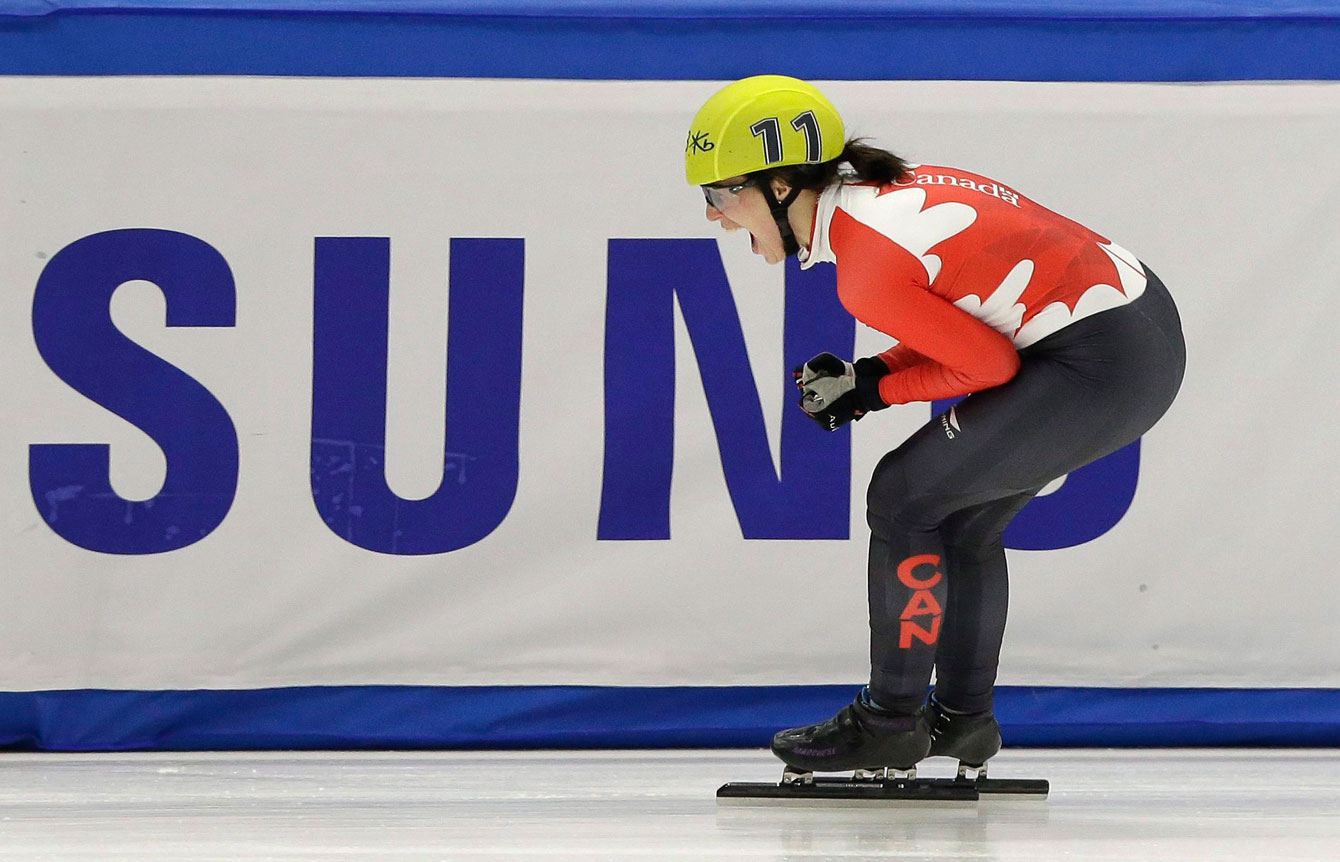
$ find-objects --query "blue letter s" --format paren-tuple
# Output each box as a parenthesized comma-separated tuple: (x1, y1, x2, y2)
(29, 229, 239, 554)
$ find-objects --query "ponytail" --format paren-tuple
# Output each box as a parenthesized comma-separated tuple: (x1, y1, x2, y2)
(840, 138, 909, 184)
(763, 137, 911, 191)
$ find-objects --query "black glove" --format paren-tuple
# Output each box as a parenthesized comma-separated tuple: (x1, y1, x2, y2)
(792, 353, 890, 431)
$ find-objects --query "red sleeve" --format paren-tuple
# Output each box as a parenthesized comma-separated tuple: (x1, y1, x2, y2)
(829, 208, 1020, 405)
(875, 344, 931, 374)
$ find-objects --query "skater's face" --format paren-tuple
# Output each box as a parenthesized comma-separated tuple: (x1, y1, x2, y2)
(703, 175, 791, 265)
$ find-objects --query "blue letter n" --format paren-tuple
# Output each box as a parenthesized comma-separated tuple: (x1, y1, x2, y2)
(600, 239, 852, 540)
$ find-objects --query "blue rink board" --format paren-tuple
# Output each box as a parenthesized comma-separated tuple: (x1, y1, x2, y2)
(2, 686, 1339, 751)
(2, 0, 1340, 79)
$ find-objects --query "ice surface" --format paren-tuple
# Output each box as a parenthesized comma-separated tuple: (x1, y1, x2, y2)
(1, 748, 1337, 860)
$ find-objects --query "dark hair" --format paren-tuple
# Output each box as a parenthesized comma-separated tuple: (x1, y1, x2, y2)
(760, 138, 910, 191)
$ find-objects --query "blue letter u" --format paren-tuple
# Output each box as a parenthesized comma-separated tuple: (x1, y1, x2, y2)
(311, 238, 524, 555)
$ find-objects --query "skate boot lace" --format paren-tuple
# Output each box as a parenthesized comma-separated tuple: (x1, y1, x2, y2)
(929, 709, 952, 745)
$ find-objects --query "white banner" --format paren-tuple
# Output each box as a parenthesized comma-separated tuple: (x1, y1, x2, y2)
(2, 77, 1339, 692)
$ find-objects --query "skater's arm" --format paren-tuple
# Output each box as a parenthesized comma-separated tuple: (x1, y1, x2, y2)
(873, 344, 932, 374)
(830, 209, 1020, 405)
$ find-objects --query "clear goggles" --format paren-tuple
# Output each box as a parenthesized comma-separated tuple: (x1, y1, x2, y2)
(701, 177, 761, 211)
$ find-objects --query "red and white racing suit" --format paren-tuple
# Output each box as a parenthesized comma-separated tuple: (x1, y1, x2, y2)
(799, 165, 1185, 716)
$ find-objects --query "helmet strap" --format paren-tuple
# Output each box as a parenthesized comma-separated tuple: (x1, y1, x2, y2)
(760, 182, 804, 257)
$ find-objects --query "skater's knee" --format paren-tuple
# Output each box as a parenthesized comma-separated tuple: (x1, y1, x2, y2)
(940, 537, 1003, 565)
(867, 456, 941, 536)
(866, 497, 941, 537)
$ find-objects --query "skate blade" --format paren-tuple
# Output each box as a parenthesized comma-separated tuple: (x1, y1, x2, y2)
(973, 777, 1049, 796)
(718, 773, 976, 805)
(716, 775, 1048, 805)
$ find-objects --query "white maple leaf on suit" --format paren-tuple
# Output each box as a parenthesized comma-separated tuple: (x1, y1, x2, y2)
(1012, 241, 1147, 348)
(844, 185, 1034, 339)
(841, 185, 976, 284)
(837, 184, 1148, 348)
(954, 259, 1034, 337)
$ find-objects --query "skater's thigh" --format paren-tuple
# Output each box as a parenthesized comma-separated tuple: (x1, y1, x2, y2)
(868, 356, 1112, 526)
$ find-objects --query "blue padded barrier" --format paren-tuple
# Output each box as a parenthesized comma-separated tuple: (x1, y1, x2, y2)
(1, 0, 1340, 79)
(3, 686, 1340, 751)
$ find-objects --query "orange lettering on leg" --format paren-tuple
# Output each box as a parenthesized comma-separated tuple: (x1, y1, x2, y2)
(899, 616, 942, 649)
(895, 555, 945, 648)
(896, 555, 942, 589)
(899, 589, 944, 620)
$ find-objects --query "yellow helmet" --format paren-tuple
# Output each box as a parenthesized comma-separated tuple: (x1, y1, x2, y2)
(685, 75, 846, 186)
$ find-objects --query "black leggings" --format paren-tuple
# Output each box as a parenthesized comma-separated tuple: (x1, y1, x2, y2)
(865, 267, 1186, 714)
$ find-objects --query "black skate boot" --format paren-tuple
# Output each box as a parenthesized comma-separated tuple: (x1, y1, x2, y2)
(926, 694, 1002, 779)
(719, 692, 1047, 802)
(770, 694, 931, 782)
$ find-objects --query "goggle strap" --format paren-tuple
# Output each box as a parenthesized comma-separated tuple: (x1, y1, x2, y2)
(762, 183, 804, 258)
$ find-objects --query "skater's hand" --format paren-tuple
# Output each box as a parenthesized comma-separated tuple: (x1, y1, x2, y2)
(793, 352, 849, 391)
(792, 353, 891, 431)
